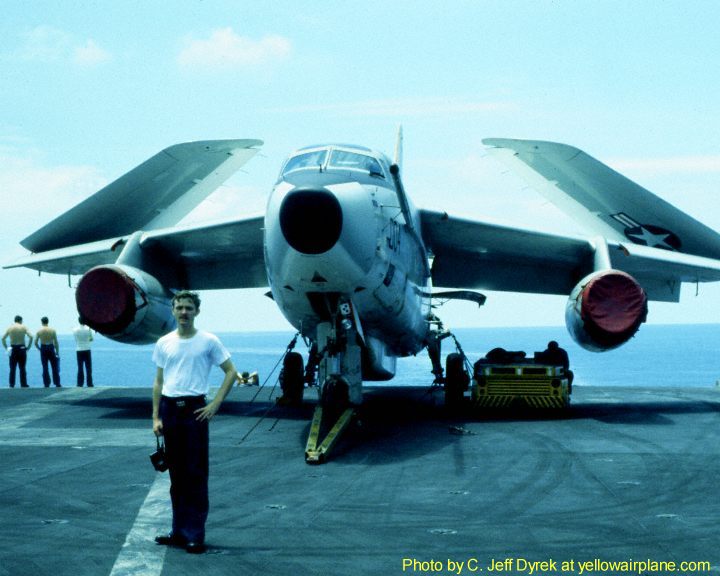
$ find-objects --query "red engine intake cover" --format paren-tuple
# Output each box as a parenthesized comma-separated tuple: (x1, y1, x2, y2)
(580, 271, 647, 347)
(76, 267, 137, 334)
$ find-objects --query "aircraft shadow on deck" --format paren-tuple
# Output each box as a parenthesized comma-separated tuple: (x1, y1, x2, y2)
(45, 387, 720, 463)
(52, 387, 720, 427)
(292, 387, 720, 464)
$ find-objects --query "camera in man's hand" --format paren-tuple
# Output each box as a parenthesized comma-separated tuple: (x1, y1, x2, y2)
(150, 438, 168, 472)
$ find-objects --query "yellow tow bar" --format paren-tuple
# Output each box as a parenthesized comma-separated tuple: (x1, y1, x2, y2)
(305, 406, 355, 464)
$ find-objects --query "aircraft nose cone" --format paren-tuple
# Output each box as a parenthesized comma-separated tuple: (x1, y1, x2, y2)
(279, 188, 343, 254)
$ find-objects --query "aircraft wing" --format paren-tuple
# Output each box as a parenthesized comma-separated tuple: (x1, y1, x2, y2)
(483, 138, 720, 260)
(6, 215, 268, 289)
(139, 215, 267, 289)
(4, 237, 126, 275)
(21, 139, 263, 253)
(420, 209, 720, 302)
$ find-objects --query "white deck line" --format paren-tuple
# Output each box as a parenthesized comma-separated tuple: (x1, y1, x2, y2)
(108, 473, 171, 576)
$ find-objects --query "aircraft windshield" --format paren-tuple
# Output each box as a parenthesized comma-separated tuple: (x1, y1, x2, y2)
(282, 150, 328, 175)
(329, 150, 384, 177)
(280, 147, 386, 180)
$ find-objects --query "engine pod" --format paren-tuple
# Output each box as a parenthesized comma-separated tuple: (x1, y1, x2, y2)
(76, 266, 138, 334)
(566, 270, 648, 352)
(76, 264, 175, 344)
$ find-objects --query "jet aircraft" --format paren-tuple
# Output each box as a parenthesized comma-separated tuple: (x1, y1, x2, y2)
(8, 134, 720, 461)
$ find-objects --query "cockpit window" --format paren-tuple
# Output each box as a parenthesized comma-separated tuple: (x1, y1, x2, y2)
(282, 150, 328, 176)
(280, 147, 387, 181)
(329, 150, 385, 178)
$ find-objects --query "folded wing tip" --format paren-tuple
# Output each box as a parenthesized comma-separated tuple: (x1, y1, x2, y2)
(483, 138, 582, 157)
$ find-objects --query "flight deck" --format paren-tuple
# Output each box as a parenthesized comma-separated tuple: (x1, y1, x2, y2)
(0, 384, 718, 576)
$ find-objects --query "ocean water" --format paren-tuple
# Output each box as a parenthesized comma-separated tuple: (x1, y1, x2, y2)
(3, 324, 718, 389)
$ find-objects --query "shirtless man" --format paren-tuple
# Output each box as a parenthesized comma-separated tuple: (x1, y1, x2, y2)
(35, 317, 61, 387)
(2, 316, 33, 388)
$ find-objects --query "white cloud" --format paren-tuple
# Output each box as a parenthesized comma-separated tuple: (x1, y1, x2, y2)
(18, 25, 72, 61)
(264, 97, 514, 117)
(179, 184, 267, 226)
(16, 26, 110, 67)
(0, 152, 107, 247)
(178, 28, 291, 69)
(73, 39, 111, 67)
(413, 153, 581, 236)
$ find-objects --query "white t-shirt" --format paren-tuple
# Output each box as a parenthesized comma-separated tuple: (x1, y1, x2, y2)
(152, 330, 231, 398)
(73, 325, 93, 351)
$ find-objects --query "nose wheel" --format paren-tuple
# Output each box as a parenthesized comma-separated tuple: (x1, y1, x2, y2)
(303, 298, 364, 463)
(305, 376, 355, 464)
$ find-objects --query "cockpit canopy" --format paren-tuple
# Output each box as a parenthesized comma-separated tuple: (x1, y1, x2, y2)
(280, 145, 389, 181)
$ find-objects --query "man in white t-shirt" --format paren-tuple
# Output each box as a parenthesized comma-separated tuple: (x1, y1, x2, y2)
(151, 290, 237, 554)
(73, 318, 94, 387)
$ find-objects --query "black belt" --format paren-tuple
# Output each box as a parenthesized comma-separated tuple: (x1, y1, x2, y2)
(162, 395, 205, 408)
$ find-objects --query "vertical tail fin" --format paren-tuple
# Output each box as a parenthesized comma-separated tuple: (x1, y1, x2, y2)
(393, 124, 403, 170)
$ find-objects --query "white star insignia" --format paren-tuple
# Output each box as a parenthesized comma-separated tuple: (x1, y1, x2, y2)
(626, 227, 675, 250)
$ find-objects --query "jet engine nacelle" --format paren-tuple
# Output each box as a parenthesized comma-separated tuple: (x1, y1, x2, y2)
(566, 270, 648, 352)
(75, 264, 175, 344)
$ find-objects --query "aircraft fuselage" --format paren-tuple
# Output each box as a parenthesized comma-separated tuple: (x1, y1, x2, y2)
(263, 144, 431, 380)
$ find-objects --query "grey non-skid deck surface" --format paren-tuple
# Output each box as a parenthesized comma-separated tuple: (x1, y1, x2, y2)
(0, 385, 718, 575)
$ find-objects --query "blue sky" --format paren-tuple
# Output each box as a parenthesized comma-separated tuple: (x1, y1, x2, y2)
(2, 0, 720, 334)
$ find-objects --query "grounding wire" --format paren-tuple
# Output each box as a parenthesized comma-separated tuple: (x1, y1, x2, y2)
(237, 332, 300, 444)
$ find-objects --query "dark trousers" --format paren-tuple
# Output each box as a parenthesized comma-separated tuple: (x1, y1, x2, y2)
(159, 396, 209, 543)
(40, 345, 61, 387)
(76, 351, 93, 386)
(9, 346, 28, 387)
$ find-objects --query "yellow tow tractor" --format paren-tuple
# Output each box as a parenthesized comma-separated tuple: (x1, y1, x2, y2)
(471, 353, 571, 409)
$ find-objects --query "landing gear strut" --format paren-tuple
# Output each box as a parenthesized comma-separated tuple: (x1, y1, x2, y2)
(426, 319, 471, 409)
(426, 316, 451, 384)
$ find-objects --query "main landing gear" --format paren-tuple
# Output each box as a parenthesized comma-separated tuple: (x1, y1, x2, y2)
(278, 334, 321, 406)
(426, 319, 472, 409)
(278, 349, 305, 406)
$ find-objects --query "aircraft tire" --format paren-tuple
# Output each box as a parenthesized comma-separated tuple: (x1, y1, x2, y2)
(281, 351, 305, 405)
(320, 375, 350, 419)
(444, 352, 468, 409)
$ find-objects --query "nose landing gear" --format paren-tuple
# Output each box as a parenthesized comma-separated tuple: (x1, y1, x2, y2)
(304, 298, 363, 463)
(305, 375, 355, 463)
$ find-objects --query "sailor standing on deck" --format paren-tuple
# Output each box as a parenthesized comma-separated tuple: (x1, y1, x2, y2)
(541, 340, 574, 388)
(35, 317, 61, 387)
(2, 316, 33, 388)
(73, 318, 94, 387)
(151, 290, 237, 554)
